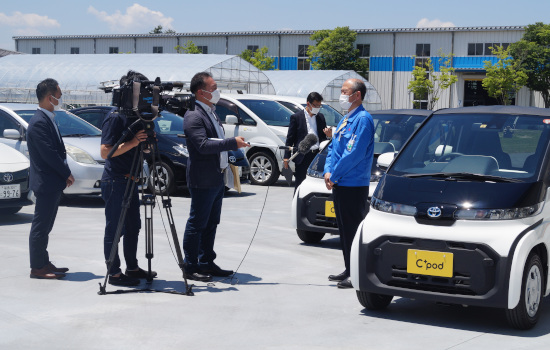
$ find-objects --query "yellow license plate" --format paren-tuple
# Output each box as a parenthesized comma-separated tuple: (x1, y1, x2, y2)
(325, 201, 336, 218)
(407, 249, 453, 278)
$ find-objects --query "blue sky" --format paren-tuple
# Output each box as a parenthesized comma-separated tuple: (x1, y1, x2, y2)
(1, 0, 550, 50)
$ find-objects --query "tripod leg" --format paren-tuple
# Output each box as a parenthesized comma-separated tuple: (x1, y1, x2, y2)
(142, 194, 155, 283)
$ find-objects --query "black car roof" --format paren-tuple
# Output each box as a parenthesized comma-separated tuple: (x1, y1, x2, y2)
(433, 105, 550, 117)
(370, 109, 432, 117)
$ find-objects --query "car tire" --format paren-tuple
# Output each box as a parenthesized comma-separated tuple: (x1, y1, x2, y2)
(0, 207, 22, 215)
(148, 161, 176, 196)
(296, 229, 325, 244)
(356, 291, 393, 310)
(249, 151, 280, 186)
(505, 252, 544, 330)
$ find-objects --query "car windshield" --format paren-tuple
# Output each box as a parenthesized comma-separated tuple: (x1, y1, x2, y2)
(307, 140, 378, 177)
(16, 110, 101, 137)
(300, 104, 343, 127)
(389, 112, 550, 181)
(238, 99, 294, 127)
(154, 111, 184, 135)
(371, 113, 427, 153)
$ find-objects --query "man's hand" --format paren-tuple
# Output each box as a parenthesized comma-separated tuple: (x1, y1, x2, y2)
(323, 127, 333, 138)
(283, 159, 289, 169)
(235, 136, 249, 148)
(66, 174, 75, 188)
(129, 130, 148, 148)
(324, 173, 334, 190)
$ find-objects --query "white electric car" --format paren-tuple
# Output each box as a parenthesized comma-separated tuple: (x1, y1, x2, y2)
(352, 105, 550, 330)
(291, 109, 431, 243)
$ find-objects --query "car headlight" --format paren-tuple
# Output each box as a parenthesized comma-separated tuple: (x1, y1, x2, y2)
(306, 167, 323, 179)
(371, 197, 417, 216)
(173, 144, 189, 157)
(454, 203, 543, 220)
(65, 145, 97, 164)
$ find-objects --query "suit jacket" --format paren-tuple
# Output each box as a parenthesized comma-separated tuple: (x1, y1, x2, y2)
(183, 103, 238, 188)
(27, 109, 71, 194)
(284, 110, 328, 164)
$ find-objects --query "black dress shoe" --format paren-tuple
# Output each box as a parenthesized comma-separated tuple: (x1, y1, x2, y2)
(185, 272, 213, 282)
(108, 273, 140, 286)
(200, 263, 233, 277)
(337, 277, 353, 289)
(328, 271, 348, 282)
(126, 267, 157, 279)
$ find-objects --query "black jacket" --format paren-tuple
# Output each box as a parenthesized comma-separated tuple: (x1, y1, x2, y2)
(284, 110, 328, 164)
(183, 103, 238, 188)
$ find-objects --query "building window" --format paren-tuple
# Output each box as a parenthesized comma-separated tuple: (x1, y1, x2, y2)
(247, 45, 259, 52)
(153, 46, 163, 54)
(109, 47, 119, 54)
(298, 45, 310, 70)
(357, 44, 370, 80)
(415, 43, 431, 68)
(70, 47, 79, 54)
(32, 48, 40, 54)
(468, 43, 510, 56)
(197, 46, 208, 54)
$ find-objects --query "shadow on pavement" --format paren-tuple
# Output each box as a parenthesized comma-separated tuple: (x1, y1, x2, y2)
(300, 235, 341, 250)
(63, 271, 104, 282)
(0, 212, 34, 225)
(60, 194, 104, 208)
(358, 296, 550, 337)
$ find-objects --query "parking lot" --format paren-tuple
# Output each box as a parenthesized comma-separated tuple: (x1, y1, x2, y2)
(1, 179, 550, 350)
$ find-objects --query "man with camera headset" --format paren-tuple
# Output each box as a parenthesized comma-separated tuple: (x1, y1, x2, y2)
(100, 70, 156, 286)
(182, 72, 249, 282)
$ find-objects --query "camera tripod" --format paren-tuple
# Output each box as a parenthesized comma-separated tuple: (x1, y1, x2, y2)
(98, 118, 193, 296)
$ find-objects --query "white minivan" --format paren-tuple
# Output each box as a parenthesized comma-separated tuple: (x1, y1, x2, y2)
(352, 106, 550, 330)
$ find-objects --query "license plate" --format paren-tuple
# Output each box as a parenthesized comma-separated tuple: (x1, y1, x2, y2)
(407, 249, 453, 278)
(325, 200, 336, 218)
(0, 184, 21, 199)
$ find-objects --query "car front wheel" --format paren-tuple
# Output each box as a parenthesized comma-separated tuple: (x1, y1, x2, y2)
(249, 151, 280, 186)
(505, 252, 544, 330)
(357, 291, 393, 310)
(148, 161, 176, 196)
(296, 229, 325, 244)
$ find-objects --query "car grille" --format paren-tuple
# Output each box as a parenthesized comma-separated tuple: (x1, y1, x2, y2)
(303, 193, 338, 228)
(0, 169, 30, 191)
(366, 237, 499, 296)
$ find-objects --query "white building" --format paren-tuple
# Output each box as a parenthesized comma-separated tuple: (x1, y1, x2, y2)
(12, 26, 545, 109)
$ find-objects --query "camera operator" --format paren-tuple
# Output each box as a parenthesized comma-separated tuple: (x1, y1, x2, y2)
(182, 72, 248, 282)
(100, 70, 157, 286)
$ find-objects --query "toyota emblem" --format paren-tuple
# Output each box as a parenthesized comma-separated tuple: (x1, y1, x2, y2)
(3, 173, 14, 183)
(427, 206, 442, 218)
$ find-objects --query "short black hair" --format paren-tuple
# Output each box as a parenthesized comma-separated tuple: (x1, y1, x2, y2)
(190, 72, 213, 94)
(350, 79, 367, 100)
(120, 70, 149, 86)
(36, 78, 59, 102)
(307, 92, 323, 104)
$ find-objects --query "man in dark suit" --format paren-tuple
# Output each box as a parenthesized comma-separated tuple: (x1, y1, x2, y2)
(27, 78, 74, 279)
(182, 72, 248, 282)
(284, 92, 332, 192)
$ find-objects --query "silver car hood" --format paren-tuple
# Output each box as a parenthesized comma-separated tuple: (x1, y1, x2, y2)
(63, 136, 102, 161)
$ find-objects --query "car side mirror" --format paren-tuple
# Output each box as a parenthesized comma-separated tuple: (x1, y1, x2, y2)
(225, 115, 239, 125)
(377, 152, 395, 170)
(3, 129, 21, 140)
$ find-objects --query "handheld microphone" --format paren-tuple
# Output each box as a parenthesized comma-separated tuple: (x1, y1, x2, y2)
(289, 133, 318, 161)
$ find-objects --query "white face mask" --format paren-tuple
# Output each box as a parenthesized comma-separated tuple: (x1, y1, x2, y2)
(310, 106, 321, 115)
(203, 89, 221, 105)
(50, 95, 62, 111)
(339, 94, 353, 110)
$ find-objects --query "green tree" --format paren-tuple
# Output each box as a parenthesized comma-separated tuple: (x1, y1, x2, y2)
(482, 45, 528, 105)
(239, 46, 275, 70)
(149, 25, 163, 34)
(509, 22, 550, 107)
(407, 51, 458, 110)
(307, 27, 369, 76)
(175, 41, 202, 54)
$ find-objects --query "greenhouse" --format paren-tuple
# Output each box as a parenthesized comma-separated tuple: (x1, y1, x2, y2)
(263, 70, 382, 112)
(0, 54, 275, 105)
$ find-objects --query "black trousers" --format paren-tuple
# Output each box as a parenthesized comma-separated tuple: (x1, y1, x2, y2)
(293, 151, 317, 192)
(29, 190, 63, 269)
(332, 185, 369, 276)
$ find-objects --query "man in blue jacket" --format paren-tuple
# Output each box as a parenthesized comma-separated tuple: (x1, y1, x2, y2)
(183, 72, 248, 282)
(324, 79, 374, 289)
(27, 78, 74, 279)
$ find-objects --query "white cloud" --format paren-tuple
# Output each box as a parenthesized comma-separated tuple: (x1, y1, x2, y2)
(88, 3, 174, 32)
(0, 12, 60, 28)
(416, 18, 455, 28)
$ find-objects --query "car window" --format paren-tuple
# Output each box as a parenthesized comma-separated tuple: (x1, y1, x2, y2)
(371, 113, 427, 152)
(237, 107, 256, 126)
(215, 99, 239, 123)
(278, 101, 302, 114)
(0, 110, 23, 138)
(16, 110, 101, 137)
(71, 110, 106, 129)
(154, 111, 184, 135)
(238, 99, 293, 127)
(300, 103, 343, 127)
